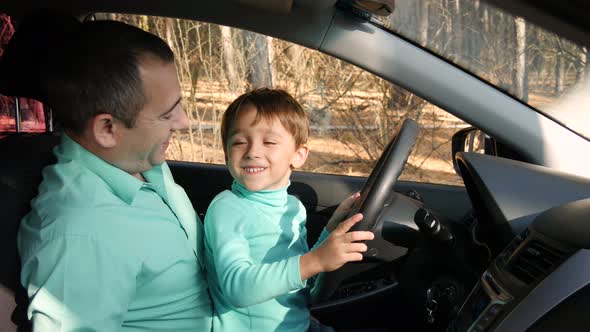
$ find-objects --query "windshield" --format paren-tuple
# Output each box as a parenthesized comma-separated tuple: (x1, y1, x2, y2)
(375, 0, 590, 139)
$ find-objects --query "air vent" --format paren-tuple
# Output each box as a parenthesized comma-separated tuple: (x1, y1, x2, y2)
(499, 228, 528, 266)
(507, 239, 567, 285)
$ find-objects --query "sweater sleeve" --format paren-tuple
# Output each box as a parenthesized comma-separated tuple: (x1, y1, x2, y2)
(204, 195, 305, 308)
(311, 228, 330, 251)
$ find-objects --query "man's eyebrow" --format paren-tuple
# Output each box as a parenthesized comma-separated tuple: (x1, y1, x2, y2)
(160, 97, 182, 116)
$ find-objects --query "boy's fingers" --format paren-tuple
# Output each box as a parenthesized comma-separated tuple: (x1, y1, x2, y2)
(346, 253, 364, 262)
(343, 192, 361, 208)
(335, 192, 361, 215)
(334, 213, 363, 234)
(347, 242, 368, 253)
(345, 231, 375, 242)
(341, 192, 361, 211)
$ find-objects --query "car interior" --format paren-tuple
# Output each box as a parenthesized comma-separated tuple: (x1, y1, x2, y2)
(1, 0, 590, 331)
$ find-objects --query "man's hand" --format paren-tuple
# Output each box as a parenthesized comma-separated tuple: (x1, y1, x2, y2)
(300, 213, 374, 280)
(326, 192, 361, 232)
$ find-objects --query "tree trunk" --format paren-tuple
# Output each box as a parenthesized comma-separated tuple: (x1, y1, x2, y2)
(242, 30, 273, 89)
(389, 0, 418, 33)
(418, 0, 428, 46)
(555, 51, 565, 95)
(514, 17, 528, 101)
(266, 36, 276, 88)
(220, 26, 243, 92)
(482, 6, 489, 33)
(576, 46, 587, 83)
(453, 0, 463, 62)
(165, 18, 175, 50)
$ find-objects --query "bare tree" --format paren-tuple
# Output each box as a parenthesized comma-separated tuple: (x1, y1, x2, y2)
(418, 0, 428, 46)
(555, 47, 565, 95)
(514, 17, 528, 101)
(220, 26, 243, 92)
(576, 46, 587, 83)
(241, 30, 273, 89)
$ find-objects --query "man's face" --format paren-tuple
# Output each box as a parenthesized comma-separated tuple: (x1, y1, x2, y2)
(226, 105, 308, 192)
(114, 57, 188, 176)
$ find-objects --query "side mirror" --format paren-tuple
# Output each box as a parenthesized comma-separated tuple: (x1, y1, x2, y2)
(451, 127, 496, 174)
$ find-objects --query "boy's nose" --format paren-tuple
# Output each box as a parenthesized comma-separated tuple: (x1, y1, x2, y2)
(245, 144, 261, 159)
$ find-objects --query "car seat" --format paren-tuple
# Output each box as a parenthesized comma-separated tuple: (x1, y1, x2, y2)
(0, 9, 79, 331)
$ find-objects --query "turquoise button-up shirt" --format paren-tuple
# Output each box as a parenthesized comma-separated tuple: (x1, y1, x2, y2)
(17, 133, 212, 331)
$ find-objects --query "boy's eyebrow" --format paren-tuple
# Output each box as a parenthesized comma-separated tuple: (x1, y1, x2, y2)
(229, 127, 283, 138)
(160, 97, 182, 117)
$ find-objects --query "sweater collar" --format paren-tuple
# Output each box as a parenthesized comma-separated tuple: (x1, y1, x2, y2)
(231, 180, 289, 207)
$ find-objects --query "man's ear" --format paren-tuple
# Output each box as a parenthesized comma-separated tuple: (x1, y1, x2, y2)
(90, 113, 118, 148)
(291, 144, 309, 169)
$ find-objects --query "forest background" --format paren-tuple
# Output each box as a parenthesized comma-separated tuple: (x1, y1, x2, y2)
(20, 0, 589, 186)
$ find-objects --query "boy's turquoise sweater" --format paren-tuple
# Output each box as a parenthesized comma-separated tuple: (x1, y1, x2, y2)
(204, 180, 327, 332)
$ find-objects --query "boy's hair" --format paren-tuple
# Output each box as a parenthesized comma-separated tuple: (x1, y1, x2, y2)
(221, 88, 310, 155)
(42, 20, 174, 134)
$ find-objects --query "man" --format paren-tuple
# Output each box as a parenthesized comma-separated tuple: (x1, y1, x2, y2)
(17, 20, 212, 331)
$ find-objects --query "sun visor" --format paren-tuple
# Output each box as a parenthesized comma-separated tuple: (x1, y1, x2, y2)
(0, 10, 80, 103)
(233, 0, 294, 14)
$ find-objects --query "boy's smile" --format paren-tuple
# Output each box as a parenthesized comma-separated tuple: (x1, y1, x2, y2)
(227, 105, 308, 192)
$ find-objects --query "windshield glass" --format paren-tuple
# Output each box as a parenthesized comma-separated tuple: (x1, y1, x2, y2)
(375, 0, 590, 139)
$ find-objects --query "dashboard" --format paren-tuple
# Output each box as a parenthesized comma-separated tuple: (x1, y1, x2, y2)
(448, 153, 590, 331)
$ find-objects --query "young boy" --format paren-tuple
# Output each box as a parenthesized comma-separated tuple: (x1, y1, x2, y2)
(204, 88, 374, 331)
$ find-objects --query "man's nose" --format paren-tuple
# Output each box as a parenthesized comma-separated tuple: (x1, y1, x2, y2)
(173, 108, 190, 130)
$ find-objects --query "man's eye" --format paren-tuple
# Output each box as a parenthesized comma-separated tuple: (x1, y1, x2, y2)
(161, 114, 173, 120)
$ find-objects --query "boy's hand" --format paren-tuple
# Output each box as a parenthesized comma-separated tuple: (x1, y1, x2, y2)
(300, 213, 374, 280)
(326, 192, 361, 232)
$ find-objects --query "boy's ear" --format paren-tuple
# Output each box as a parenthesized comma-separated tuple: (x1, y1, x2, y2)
(291, 144, 309, 169)
(90, 113, 118, 148)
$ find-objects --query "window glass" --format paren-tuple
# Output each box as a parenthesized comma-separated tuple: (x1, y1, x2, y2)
(374, 0, 590, 139)
(102, 14, 466, 186)
(0, 13, 46, 135)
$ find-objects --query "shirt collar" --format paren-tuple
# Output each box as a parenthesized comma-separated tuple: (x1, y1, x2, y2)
(55, 133, 163, 205)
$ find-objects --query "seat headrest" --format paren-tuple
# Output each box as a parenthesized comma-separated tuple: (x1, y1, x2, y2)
(0, 9, 80, 102)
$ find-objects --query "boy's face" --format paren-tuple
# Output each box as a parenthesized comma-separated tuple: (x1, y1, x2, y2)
(226, 105, 308, 192)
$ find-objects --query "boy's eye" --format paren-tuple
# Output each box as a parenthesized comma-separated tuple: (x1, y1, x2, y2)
(232, 141, 246, 146)
(264, 141, 277, 145)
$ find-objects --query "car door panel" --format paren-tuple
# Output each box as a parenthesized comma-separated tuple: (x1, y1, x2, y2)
(168, 161, 473, 245)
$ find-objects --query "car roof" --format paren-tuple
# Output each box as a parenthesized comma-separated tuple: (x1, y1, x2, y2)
(0, 0, 337, 51)
(2, 0, 589, 49)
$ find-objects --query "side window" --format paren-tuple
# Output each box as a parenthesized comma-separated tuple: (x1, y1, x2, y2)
(0, 13, 46, 136)
(104, 14, 466, 186)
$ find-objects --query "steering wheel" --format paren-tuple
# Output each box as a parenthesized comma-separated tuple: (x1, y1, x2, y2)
(312, 118, 419, 302)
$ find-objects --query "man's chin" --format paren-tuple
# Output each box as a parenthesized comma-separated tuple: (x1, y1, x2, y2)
(149, 157, 167, 167)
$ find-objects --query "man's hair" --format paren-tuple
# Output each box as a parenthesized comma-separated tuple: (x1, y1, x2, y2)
(221, 88, 310, 155)
(42, 20, 174, 134)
